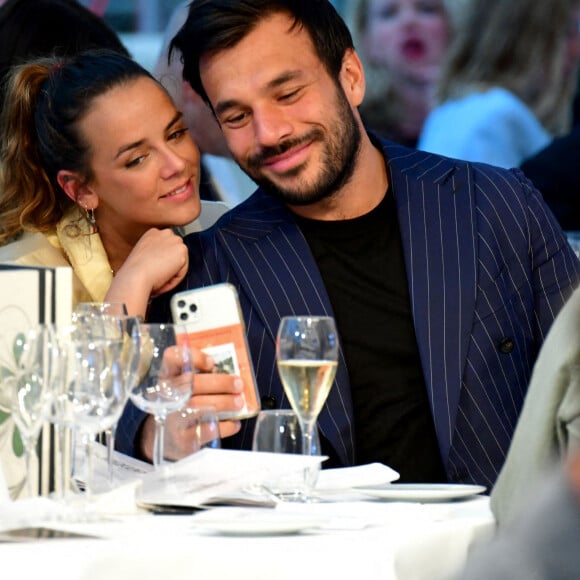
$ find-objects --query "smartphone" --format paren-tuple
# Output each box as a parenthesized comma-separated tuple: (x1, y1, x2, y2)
(170, 283, 261, 420)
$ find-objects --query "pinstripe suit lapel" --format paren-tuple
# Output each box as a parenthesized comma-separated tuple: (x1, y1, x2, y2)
(217, 194, 355, 464)
(386, 143, 478, 463)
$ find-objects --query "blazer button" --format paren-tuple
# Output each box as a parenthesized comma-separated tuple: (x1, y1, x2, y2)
(498, 338, 514, 354)
(260, 395, 277, 409)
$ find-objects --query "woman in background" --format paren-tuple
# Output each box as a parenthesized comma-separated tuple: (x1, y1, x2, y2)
(418, 0, 580, 168)
(0, 0, 129, 112)
(345, 0, 463, 147)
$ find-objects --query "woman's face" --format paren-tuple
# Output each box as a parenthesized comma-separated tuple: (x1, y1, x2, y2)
(77, 76, 201, 240)
(363, 0, 451, 84)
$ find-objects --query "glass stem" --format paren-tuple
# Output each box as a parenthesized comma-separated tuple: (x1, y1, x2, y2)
(301, 419, 316, 456)
(24, 437, 37, 498)
(106, 425, 116, 485)
(153, 415, 166, 468)
(53, 423, 65, 499)
(82, 432, 93, 501)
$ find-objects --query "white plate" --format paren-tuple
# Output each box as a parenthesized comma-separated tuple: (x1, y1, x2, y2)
(355, 483, 486, 502)
(191, 510, 326, 536)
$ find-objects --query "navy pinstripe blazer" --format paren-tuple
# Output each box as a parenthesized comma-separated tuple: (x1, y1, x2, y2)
(121, 138, 580, 487)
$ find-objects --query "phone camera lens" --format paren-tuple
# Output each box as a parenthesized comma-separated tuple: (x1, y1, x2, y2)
(189, 304, 198, 313)
(179, 312, 188, 321)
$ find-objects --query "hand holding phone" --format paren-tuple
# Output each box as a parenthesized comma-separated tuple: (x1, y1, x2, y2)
(170, 284, 261, 420)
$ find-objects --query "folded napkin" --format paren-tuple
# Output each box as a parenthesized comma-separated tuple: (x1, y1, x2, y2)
(316, 462, 400, 491)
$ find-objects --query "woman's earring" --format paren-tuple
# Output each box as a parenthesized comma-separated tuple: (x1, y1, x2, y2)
(85, 208, 98, 234)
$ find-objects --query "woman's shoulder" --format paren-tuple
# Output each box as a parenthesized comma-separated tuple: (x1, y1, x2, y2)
(0, 231, 69, 267)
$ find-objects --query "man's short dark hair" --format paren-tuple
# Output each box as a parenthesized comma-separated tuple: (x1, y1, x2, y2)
(169, 0, 354, 104)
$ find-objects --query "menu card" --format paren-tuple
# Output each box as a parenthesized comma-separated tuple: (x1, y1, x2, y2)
(0, 265, 73, 499)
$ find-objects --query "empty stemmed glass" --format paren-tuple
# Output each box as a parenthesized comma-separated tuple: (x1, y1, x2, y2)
(129, 323, 194, 469)
(252, 409, 321, 501)
(165, 405, 221, 461)
(71, 302, 139, 487)
(0, 324, 57, 498)
(276, 316, 338, 498)
(61, 323, 127, 507)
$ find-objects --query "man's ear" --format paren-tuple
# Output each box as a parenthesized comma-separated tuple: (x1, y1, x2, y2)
(340, 48, 366, 108)
(56, 170, 98, 209)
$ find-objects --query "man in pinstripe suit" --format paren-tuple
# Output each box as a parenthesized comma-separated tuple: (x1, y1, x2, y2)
(118, 0, 580, 488)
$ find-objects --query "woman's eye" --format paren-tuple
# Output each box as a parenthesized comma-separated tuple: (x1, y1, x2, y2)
(169, 128, 189, 141)
(376, 5, 397, 19)
(417, 0, 444, 15)
(125, 155, 146, 168)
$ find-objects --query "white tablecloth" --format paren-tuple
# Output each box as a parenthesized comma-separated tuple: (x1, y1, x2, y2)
(0, 495, 494, 580)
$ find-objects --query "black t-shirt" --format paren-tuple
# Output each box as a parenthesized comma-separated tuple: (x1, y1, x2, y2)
(294, 191, 446, 482)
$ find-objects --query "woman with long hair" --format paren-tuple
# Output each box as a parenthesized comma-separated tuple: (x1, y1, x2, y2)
(418, 0, 580, 168)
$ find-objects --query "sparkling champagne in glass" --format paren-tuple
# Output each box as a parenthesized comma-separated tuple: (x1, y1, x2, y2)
(276, 316, 338, 463)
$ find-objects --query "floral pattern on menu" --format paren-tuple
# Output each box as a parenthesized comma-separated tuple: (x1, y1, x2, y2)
(0, 313, 32, 499)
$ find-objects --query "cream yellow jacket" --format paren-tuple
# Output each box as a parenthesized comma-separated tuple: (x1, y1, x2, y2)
(0, 206, 113, 305)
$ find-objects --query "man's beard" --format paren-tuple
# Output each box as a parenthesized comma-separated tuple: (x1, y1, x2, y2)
(242, 85, 361, 206)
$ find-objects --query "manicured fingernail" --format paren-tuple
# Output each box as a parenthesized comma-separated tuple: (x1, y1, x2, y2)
(233, 378, 244, 392)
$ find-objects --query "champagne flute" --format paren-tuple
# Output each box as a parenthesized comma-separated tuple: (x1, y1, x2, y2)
(1, 324, 56, 498)
(276, 316, 338, 475)
(129, 323, 194, 469)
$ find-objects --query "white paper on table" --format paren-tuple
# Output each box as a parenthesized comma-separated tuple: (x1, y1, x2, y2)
(73, 440, 153, 493)
(137, 448, 326, 509)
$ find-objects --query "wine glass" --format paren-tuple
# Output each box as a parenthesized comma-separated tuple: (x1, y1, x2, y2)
(1, 324, 56, 498)
(44, 329, 77, 502)
(62, 325, 127, 506)
(72, 301, 128, 321)
(71, 302, 138, 487)
(276, 316, 338, 472)
(252, 409, 321, 501)
(167, 405, 221, 460)
(129, 323, 194, 469)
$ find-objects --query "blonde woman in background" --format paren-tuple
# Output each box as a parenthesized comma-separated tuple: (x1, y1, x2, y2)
(345, 0, 463, 147)
(418, 0, 580, 168)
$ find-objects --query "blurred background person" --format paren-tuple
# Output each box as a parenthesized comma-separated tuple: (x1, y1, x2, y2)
(418, 0, 580, 168)
(518, 6, 580, 232)
(345, 0, 463, 147)
(490, 283, 580, 529)
(154, 0, 256, 207)
(451, 451, 580, 580)
(519, 124, 580, 231)
(0, 0, 129, 113)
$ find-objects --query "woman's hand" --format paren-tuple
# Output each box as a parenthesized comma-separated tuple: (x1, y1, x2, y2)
(105, 228, 188, 317)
